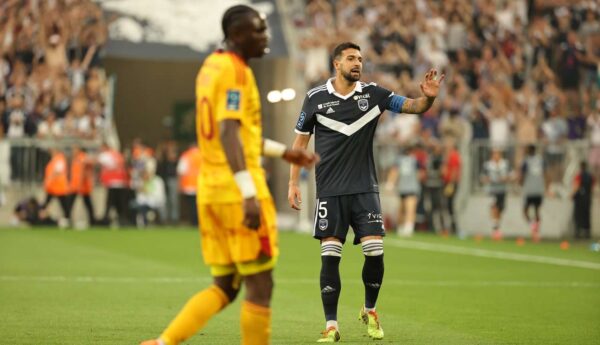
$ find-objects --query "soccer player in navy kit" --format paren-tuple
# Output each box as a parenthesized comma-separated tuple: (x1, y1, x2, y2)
(288, 42, 444, 342)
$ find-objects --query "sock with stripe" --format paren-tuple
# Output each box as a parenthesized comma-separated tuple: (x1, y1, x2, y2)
(160, 285, 229, 345)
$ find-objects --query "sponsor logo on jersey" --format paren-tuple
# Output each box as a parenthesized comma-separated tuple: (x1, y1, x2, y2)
(297, 111, 306, 128)
(317, 101, 340, 110)
(319, 218, 328, 230)
(353, 94, 370, 100)
(226, 89, 241, 110)
(358, 98, 369, 111)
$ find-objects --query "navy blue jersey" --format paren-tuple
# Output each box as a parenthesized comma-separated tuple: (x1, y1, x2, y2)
(295, 78, 406, 198)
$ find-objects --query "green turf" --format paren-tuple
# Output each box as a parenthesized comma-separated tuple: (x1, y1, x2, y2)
(1, 228, 599, 344)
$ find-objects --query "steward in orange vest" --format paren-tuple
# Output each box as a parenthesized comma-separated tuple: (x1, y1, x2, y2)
(69, 146, 96, 225)
(97, 143, 130, 225)
(43, 148, 71, 222)
(177, 145, 201, 225)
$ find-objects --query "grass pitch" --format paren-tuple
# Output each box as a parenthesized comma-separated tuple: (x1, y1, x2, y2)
(0, 228, 599, 344)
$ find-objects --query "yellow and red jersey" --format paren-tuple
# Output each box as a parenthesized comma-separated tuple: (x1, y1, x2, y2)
(195, 50, 269, 204)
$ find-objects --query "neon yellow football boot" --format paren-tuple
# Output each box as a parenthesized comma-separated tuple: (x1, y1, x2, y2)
(316, 326, 340, 342)
(359, 306, 384, 340)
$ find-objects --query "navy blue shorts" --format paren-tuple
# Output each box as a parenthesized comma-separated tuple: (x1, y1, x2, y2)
(312, 192, 385, 245)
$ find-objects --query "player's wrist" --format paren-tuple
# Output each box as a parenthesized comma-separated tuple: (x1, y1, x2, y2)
(263, 139, 287, 158)
(234, 170, 257, 199)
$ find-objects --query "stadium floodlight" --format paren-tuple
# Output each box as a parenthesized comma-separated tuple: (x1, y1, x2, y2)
(267, 90, 282, 103)
(281, 88, 296, 101)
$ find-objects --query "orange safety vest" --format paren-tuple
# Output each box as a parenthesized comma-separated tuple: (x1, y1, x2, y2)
(100, 149, 129, 188)
(44, 152, 70, 196)
(70, 151, 94, 195)
(178, 147, 201, 194)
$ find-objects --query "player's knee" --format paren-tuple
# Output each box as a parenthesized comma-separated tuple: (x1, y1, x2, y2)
(213, 274, 241, 303)
(361, 238, 383, 257)
(244, 270, 273, 306)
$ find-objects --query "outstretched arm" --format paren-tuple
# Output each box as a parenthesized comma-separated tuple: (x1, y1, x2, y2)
(401, 69, 445, 114)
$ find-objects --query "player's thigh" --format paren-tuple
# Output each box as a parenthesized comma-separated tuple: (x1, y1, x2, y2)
(313, 195, 350, 243)
(350, 193, 385, 245)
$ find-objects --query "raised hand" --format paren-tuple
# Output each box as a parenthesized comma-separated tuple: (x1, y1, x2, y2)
(420, 69, 445, 98)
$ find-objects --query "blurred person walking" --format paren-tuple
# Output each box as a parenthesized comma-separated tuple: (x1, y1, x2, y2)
(572, 162, 594, 239)
(97, 142, 129, 226)
(157, 140, 179, 224)
(177, 143, 201, 226)
(441, 139, 461, 234)
(385, 145, 425, 237)
(519, 145, 547, 242)
(482, 149, 510, 240)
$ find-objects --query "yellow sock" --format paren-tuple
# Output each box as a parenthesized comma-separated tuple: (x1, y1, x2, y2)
(240, 300, 271, 345)
(160, 285, 229, 345)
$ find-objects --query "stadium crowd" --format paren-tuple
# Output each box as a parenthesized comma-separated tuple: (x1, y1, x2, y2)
(0, 0, 109, 189)
(296, 0, 598, 235)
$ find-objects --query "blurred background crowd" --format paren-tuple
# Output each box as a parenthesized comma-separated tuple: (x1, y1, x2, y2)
(0, 0, 597, 238)
(296, 0, 599, 176)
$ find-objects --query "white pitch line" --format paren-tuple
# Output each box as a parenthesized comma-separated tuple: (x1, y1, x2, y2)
(386, 239, 600, 270)
(0, 275, 598, 288)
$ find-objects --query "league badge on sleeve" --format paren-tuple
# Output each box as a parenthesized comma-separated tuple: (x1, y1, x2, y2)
(226, 89, 241, 111)
(297, 111, 306, 128)
(358, 98, 369, 111)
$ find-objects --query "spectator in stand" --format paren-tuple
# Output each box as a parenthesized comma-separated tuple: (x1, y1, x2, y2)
(97, 142, 129, 226)
(157, 140, 179, 224)
(42, 148, 71, 227)
(572, 161, 594, 239)
(69, 146, 96, 226)
(177, 143, 201, 226)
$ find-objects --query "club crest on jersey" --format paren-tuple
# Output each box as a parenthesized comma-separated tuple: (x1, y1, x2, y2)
(358, 98, 369, 111)
(319, 219, 328, 231)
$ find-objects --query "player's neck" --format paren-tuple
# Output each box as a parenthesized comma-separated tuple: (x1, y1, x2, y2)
(332, 77, 357, 96)
(224, 43, 248, 64)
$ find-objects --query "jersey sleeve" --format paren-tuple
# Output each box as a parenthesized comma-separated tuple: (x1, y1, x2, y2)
(214, 59, 245, 122)
(294, 95, 316, 135)
(374, 85, 406, 113)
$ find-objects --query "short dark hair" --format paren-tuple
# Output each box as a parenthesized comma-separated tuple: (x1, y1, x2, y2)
(332, 42, 361, 60)
(526, 144, 536, 155)
(222, 5, 259, 39)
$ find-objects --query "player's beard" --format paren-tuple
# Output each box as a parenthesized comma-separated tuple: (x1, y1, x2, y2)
(341, 69, 360, 82)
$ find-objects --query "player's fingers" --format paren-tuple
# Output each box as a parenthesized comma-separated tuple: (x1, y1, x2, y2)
(420, 82, 425, 92)
(438, 73, 446, 83)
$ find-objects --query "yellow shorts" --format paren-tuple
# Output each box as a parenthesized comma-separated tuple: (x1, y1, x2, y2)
(198, 197, 279, 276)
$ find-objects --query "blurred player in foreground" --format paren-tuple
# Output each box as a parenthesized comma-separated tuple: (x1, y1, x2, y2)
(141, 5, 318, 345)
(288, 42, 444, 342)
